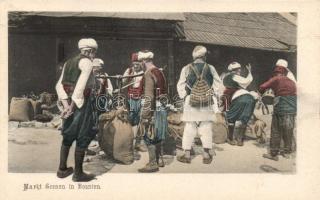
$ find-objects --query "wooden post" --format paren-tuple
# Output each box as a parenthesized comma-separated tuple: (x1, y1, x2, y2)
(167, 39, 175, 97)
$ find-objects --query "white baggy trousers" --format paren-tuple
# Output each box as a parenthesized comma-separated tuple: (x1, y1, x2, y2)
(182, 121, 213, 150)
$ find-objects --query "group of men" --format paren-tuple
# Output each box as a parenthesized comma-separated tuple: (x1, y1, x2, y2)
(55, 38, 297, 181)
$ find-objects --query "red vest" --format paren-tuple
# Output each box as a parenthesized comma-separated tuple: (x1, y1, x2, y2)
(127, 68, 144, 99)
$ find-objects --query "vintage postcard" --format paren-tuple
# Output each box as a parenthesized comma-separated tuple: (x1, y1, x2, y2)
(1, 0, 320, 200)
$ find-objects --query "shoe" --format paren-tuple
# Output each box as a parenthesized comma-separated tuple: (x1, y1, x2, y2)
(227, 139, 237, 145)
(203, 154, 213, 164)
(237, 140, 244, 146)
(263, 153, 279, 161)
(57, 167, 73, 178)
(280, 152, 291, 159)
(158, 157, 165, 167)
(177, 154, 191, 164)
(138, 162, 159, 173)
(72, 172, 96, 182)
(57, 144, 73, 178)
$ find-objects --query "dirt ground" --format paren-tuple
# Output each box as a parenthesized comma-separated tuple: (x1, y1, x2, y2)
(8, 109, 296, 176)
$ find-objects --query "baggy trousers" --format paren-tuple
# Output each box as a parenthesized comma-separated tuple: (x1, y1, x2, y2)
(270, 114, 295, 155)
(182, 121, 213, 150)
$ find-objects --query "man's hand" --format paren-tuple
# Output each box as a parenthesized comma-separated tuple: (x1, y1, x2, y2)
(246, 63, 252, 72)
(61, 101, 75, 119)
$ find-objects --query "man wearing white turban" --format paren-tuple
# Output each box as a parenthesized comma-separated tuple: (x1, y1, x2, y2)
(222, 62, 257, 146)
(55, 38, 98, 182)
(176, 45, 223, 164)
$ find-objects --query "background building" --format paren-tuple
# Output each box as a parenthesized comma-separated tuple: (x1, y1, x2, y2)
(8, 12, 296, 100)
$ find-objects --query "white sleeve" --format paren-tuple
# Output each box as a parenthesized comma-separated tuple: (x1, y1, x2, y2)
(287, 70, 297, 83)
(122, 68, 131, 84)
(105, 73, 113, 96)
(209, 65, 224, 96)
(71, 58, 93, 108)
(232, 71, 253, 89)
(55, 64, 68, 100)
(177, 66, 189, 99)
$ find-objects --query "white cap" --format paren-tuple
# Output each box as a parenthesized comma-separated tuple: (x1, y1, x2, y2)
(78, 38, 98, 50)
(276, 59, 288, 68)
(228, 62, 241, 71)
(92, 58, 104, 67)
(138, 50, 154, 61)
(192, 45, 207, 60)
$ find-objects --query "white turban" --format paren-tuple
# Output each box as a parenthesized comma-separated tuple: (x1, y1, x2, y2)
(228, 62, 241, 71)
(276, 59, 296, 83)
(92, 58, 104, 67)
(138, 51, 154, 61)
(192, 45, 207, 60)
(276, 59, 288, 68)
(78, 38, 98, 50)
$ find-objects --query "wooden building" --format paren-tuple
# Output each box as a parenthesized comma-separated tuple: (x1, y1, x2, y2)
(8, 12, 296, 100)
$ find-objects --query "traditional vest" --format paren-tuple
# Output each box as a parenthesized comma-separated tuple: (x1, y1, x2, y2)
(142, 67, 167, 99)
(222, 73, 241, 110)
(127, 68, 144, 99)
(62, 54, 86, 86)
(223, 73, 240, 89)
(61, 54, 91, 97)
(186, 62, 213, 95)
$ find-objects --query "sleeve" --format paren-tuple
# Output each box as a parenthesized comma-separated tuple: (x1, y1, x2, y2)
(55, 64, 68, 100)
(122, 68, 131, 84)
(287, 70, 297, 83)
(141, 71, 155, 119)
(232, 71, 253, 89)
(106, 76, 113, 96)
(259, 77, 276, 94)
(71, 58, 93, 108)
(176, 66, 189, 99)
(209, 65, 224, 96)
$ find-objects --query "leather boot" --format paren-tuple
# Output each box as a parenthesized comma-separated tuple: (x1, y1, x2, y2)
(227, 125, 236, 145)
(234, 124, 245, 146)
(72, 147, 96, 182)
(138, 145, 159, 173)
(156, 142, 165, 167)
(57, 144, 73, 178)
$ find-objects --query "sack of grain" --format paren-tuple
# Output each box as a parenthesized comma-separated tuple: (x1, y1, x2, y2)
(98, 109, 134, 165)
(212, 113, 228, 144)
(9, 97, 34, 122)
(167, 111, 183, 126)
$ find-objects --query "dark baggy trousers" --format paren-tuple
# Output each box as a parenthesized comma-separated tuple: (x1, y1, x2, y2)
(270, 114, 296, 156)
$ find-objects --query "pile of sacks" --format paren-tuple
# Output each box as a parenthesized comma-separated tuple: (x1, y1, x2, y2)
(167, 111, 228, 146)
(9, 92, 61, 127)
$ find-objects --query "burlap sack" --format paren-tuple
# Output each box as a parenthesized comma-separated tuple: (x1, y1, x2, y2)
(212, 113, 228, 144)
(98, 110, 134, 165)
(9, 97, 34, 122)
(167, 111, 183, 126)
